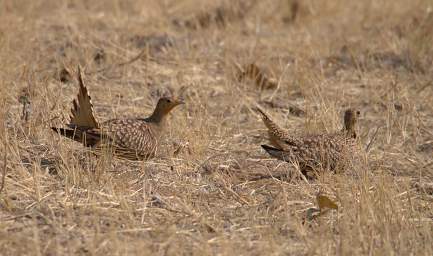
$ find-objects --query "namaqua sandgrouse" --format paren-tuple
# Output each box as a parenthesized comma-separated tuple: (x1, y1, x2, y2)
(52, 67, 184, 160)
(257, 107, 360, 175)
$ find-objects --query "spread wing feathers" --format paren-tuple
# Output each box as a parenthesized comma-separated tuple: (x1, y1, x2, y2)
(256, 107, 298, 149)
(69, 66, 100, 129)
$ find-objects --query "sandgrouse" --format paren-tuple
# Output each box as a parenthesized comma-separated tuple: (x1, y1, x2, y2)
(52, 67, 184, 160)
(258, 107, 360, 175)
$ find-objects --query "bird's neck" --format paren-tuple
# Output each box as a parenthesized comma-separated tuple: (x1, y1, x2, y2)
(346, 129, 356, 139)
(148, 108, 169, 124)
(342, 125, 356, 139)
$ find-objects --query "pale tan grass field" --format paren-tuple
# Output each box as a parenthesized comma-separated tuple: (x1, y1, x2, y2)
(0, 0, 432, 255)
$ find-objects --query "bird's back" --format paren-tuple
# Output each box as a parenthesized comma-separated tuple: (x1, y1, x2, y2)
(263, 128, 357, 174)
(295, 132, 355, 170)
(97, 118, 160, 159)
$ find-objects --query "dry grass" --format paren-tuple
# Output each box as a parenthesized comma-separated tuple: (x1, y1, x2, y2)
(0, 0, 432, 255)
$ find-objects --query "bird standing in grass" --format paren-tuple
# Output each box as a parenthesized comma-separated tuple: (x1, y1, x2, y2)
(258, 107, 360, 176)
(52, 67, 184, 160)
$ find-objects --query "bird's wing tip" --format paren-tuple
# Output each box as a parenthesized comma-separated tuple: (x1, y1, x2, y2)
(261, 144, 278, 151)
(255, 106, 268, 117)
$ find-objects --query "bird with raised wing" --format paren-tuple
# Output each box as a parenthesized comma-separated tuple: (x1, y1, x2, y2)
(52, 67, 184, 160)
(259, 108, 360, 176)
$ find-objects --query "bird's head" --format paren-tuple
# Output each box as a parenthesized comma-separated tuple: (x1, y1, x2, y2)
(154, 97, 184, 116)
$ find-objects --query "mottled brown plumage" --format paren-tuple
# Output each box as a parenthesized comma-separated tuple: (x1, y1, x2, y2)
(259, 108, 360, 175)
(52, 67, 183, 160)
(256, 107, 298, 150)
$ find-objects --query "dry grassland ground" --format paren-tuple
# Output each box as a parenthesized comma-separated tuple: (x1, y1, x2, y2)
(0, 0, 432, 255)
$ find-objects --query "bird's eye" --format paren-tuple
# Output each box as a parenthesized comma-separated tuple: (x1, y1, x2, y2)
(167, 99, 172, 103)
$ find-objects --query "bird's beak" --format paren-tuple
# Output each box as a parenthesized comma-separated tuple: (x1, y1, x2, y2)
(175, 99, 185, 105)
